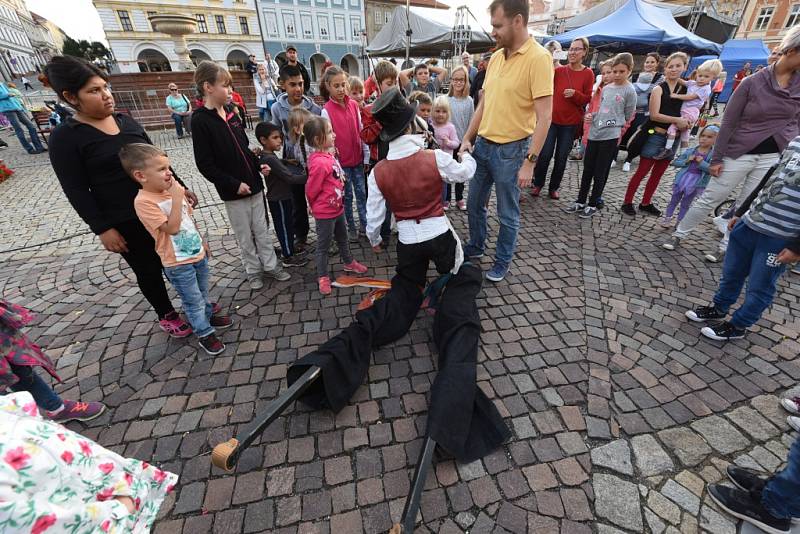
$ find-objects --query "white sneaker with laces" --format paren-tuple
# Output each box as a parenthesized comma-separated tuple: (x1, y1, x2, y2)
(789, 416, 800, 432)
(782, 397, 800, 414)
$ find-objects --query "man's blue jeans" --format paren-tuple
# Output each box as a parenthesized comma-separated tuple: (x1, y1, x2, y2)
(762, 435, 800, 519)
(533, 123, 576, 193)
(466, 136, 529, 268)
(713, 222, 788, 329)
(343, 165, 367, 233)
(8, 363, 63, 412)
(5, 109, 43, 153)
(164, 257, 214, 338)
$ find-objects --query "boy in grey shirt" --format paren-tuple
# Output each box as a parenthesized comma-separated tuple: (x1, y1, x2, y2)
(566, 53, 637, 218)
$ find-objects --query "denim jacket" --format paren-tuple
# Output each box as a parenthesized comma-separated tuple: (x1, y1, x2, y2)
(671, 146, 714, 189)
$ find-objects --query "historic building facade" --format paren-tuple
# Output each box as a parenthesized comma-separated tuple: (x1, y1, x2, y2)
(93, 0, 263, 73)
(737, 0, 800, 48)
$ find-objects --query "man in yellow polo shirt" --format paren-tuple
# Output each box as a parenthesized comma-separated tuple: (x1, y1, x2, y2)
(459, 0, 553, 282)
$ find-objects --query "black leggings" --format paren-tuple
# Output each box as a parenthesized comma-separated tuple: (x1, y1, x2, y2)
(116, 219, 175, 319)
(578, 138, 618, 207)
(291, 184, 310, 243)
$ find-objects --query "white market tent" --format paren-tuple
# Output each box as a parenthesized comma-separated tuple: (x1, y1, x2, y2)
(366, 6, 495, 57)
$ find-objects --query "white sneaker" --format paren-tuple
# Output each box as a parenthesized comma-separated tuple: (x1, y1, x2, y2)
(704, 250, 725, 263)
(712, 215, 728, 235)
(622, 162, 631, 172)
(610, 160, 617, 168)
(563, 202, 585, 213)
(789, 416, 800, 432)
(782, 397, 800, 414)
(662, 236, 680, 251)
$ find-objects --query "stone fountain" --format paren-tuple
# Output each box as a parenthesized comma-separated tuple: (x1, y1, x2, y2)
(148, 14, 198, 70)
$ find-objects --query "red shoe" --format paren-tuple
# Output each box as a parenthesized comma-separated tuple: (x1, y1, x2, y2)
(318, 276, 332, 295)
(210, 314, 233, 329)
(211, 302, 222, 315)
(47, 400, 106, 423)
(549, 190, 560, 200)
(343, 260, 368, 274)
(158, 312, 192, 338)
(530, 186, 542, 197)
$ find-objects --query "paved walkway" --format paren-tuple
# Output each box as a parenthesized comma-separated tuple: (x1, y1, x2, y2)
(1, 131, 799, 534)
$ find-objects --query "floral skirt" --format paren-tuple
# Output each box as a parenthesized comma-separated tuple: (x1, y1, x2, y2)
(0, 392, 178, 533)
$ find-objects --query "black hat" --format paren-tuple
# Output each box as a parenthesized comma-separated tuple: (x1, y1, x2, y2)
(286, 45, 297, 52)
(372, 86, 418, 143)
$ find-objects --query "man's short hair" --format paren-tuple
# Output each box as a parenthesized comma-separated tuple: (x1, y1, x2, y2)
(279, 64, 303, 81)
(489, 0, 529, 24)
(118, 143, 167, 178)
(413, 63, 429, 75)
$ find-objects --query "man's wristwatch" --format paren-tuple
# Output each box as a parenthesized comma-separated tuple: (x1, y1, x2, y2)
(526, 152, 538, 164)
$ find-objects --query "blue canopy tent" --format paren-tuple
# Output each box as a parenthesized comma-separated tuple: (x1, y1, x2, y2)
(554, 0, 722, 55)
(685, 39, 770, 103)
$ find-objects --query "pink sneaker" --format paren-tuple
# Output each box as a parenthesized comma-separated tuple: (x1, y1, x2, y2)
(46, 400, 106, 423)
(318, 276, 332, 295)
(457, 200, 467, 211)
(159, 311, 192, 338)
(343, 260, 368, 274)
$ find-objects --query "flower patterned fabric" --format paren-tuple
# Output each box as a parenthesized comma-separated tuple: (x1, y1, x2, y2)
(0, 392, 178, 533)
(0, 300, 59, 391)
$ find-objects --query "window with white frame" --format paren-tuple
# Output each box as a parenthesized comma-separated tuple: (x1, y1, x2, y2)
(265, 11, 279, 37)
(787, 4, 800, 27)
(374, 9, 381, 25)
(351, 18, 361, 38)
(384, 11, 391, 24)
(755, 7, 774, 30)
(334, 16, 345, 40)
(117, 10, 133, 31)
(301, 13, 313, 38)
(239, 16, 249, 34)
(318, 15, 330, 39)
(216, 14, 226, 33)
(196, 14, 208, 33)
(284, 12, 296, 37)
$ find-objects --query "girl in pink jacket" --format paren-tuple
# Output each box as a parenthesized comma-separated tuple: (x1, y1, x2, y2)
(304, 116, 368, 295)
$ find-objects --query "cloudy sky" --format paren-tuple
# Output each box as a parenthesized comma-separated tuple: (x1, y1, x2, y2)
(25, 0, 494, 45)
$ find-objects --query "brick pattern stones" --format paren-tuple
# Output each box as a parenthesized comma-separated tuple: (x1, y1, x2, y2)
(2, 138, 799, 532)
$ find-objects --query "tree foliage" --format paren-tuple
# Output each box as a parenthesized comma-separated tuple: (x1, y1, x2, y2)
(62, 36, 112, 61)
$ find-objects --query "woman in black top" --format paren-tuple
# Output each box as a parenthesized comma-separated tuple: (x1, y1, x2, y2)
(622, 52, 691, 216)
(45, 56, 198, 337)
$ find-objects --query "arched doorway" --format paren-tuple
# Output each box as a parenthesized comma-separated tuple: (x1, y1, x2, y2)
(309, 53, 328, 82)
(137, 49, 171, 72)
(190, 49, 212, 67)
(340, 54, 359, 76)
(226, 50, 249, 71)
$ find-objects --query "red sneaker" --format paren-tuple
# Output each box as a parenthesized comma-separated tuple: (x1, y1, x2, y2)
(530, 186, 542, 197)
(343, 260, 368, 274)
(158, 312, 192, 338)
(199, 333, 225, 355)
(318, 276, 332, 295)
(47, 400, 106, 423)
(210, 315, 233, 329)
(211, 302, 222, 315)
(549, 190, 560, 200)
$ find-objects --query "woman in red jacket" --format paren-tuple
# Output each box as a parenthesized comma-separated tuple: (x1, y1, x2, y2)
(531, 37, 594, 199)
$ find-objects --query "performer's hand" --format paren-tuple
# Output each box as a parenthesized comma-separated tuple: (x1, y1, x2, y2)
(372, 244, 382, 254)
(777, 248, 800, 265)
(727, 216, 738, 232)
(459, 139, 473, 156)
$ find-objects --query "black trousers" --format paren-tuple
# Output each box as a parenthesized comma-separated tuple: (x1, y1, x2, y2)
(115, 219, 175, 318)
(290, 184, 309, 244)
(287, 250, 510, 462)
(578, 138, 618, 207)
(396, 230, 457, 287)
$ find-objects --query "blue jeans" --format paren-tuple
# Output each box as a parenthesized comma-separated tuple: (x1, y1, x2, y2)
(467, 136, 530, 268)
(171, 113, 190, 136)
(533, 123, 577, 192)
(258, 101, 276, 122)
(8, 363, 62, 411)
(762, 435, 800, 519)
(164, 257, 214, 338)
(713, 222, 788, 329)
(5, 109, 43, 153)
(343, 165, 367, 232)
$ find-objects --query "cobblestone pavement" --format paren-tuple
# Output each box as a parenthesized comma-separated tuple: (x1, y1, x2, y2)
(1, 130, 799, 534)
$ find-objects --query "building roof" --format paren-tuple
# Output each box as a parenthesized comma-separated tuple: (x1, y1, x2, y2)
(375, 0, 449, 10)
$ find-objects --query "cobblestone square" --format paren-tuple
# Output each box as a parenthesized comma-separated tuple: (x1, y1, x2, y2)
(1, 132, 799, 533)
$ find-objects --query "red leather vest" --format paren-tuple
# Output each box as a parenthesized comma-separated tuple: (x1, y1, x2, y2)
(373, 150, 444, 222)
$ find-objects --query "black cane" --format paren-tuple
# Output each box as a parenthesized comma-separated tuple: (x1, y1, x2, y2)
(389, 436, 437, 533)
(211, 366, 321, 471)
